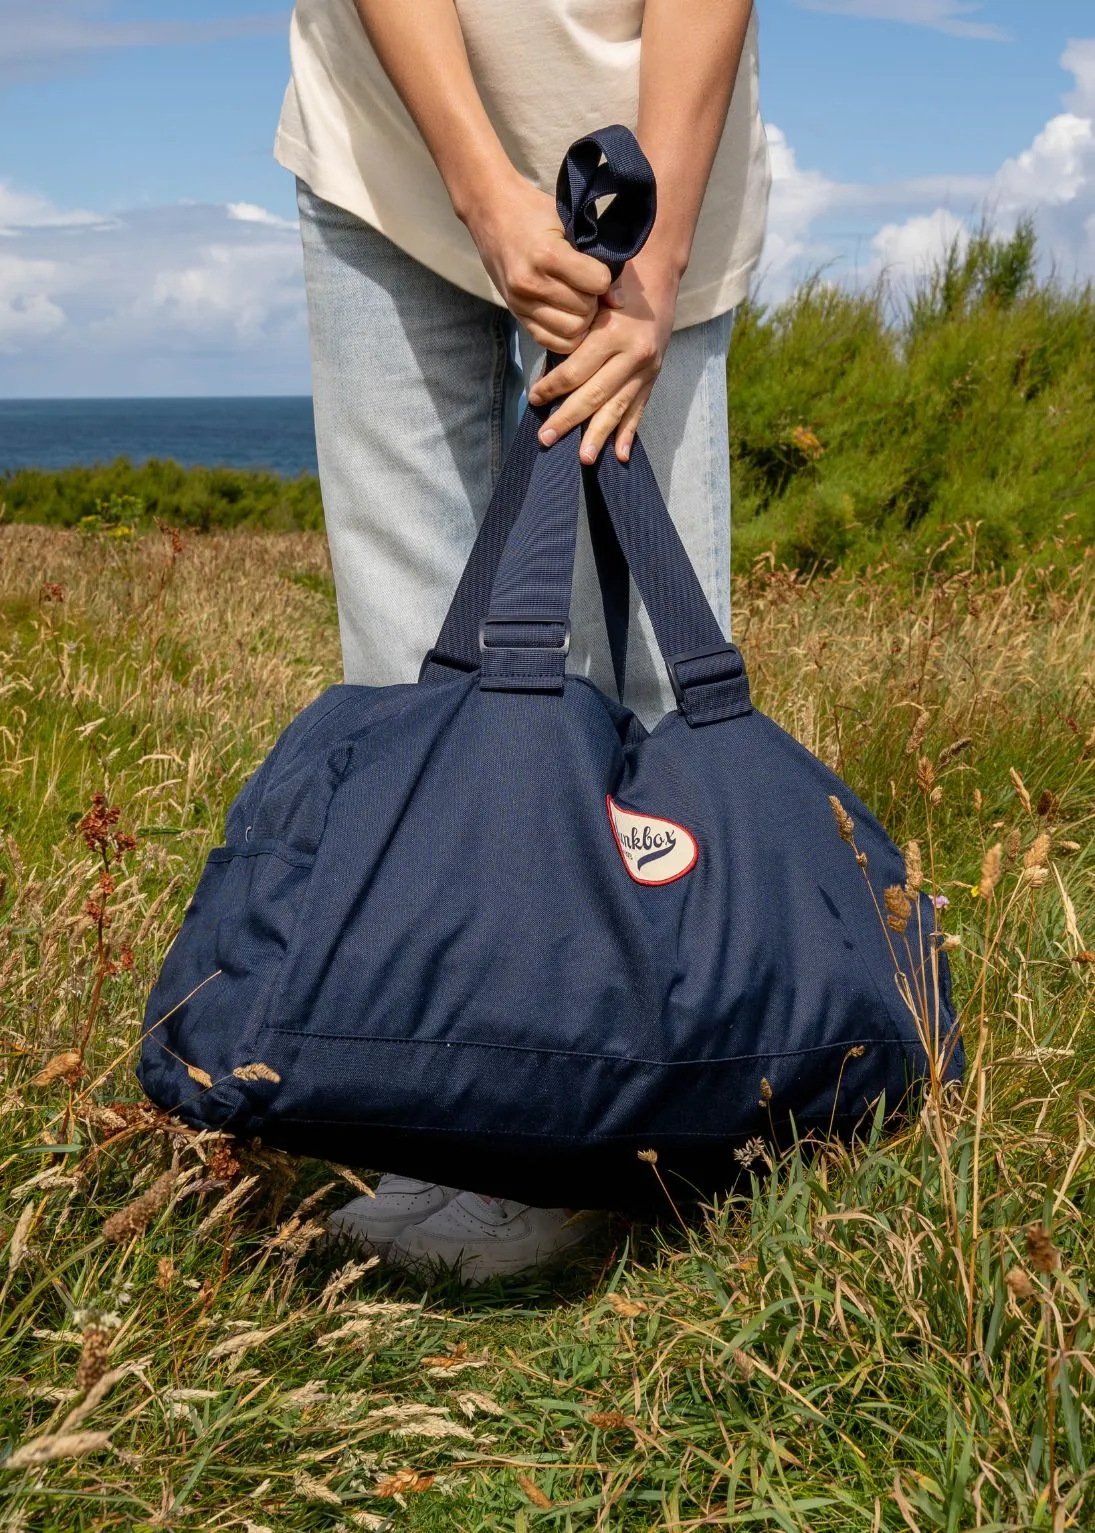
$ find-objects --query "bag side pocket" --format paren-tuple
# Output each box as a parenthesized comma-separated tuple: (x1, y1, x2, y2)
(138, 840, 314, 1130)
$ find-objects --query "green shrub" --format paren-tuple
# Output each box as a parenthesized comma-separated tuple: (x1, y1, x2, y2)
(730, 220, 1095, 573)
(0, 457, 324, 534)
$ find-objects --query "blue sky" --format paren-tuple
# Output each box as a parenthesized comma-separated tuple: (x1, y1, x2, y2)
(2, 0, 1094, 395)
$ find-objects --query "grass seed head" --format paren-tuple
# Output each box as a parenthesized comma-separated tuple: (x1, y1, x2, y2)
(916, 755, 935, 794)
(6, 1431, 111, 1468)
(1009, 766, 1033, 814)
(74, 1326, 112, 1393)
(1036, 788, 1060, 819)
(101, 1169, 176, 1243)
(904, 839, 924, 893)
(1025, 1222, 1061, 1274)
(1006, 1266, 1036, 1300)
(1023, 831, 1052, 870)
(232, 1062, 281, 1084)
(30, 1050, 84, 1089)
(905, 710, 929, 756)
(884, 885, 912, 932)
(828, 795, 855, 842)
(979, 843, 1003, 899)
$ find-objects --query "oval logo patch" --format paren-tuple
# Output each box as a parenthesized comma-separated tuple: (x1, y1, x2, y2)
(607, 796, 698, 885)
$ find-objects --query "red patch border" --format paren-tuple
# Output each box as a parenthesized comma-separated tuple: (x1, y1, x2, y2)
(606, 795, 699, 886)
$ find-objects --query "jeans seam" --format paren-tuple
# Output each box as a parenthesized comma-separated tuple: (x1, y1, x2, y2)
(488, 308, 509, 482)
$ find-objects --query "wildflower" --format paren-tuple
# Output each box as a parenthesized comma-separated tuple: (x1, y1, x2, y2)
(101, 1170, 176, 1243)
(1025, 1222, 1060, 1274)
(903, 840, 923, 894)
(39, 582, 65, 603)
(933, 894, 949, 910)
(828, 795, 855, 843)
(884, 885, 912, 933)
(978, 844, 1003, 900)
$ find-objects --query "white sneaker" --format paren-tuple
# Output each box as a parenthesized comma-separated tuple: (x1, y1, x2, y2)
(387, 1193, 604, 1284)
(326, 1175, 458, 1256)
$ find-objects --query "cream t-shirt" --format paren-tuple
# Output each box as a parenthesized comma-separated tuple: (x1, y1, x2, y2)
(275, 0, 771, 329)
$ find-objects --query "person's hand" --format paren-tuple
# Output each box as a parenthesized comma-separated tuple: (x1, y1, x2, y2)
(525, 257, 679, 464)
(465, 172, 613, 353)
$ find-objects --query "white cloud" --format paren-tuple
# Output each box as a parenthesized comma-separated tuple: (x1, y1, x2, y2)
(0, 186, 306, 394)
(227, 202, 299, 232)
(0, 255, 67, 352)
(796, 0, 1009, 42)
(758, 36, 1095, 300)
(0, 181, 112, 235)
(870, 209, 969, 279)
(1062, 38, 1095, 115)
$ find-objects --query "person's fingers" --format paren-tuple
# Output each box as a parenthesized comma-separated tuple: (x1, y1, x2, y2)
(613, 383, 652, 463)
(578, 381, 644, 466)
(528, 329, 613, 407)
(506, 266, 600, 320)
(518, 303, 596, 354)
(537, 355, 638, 447)
(544, 241, 614, 297)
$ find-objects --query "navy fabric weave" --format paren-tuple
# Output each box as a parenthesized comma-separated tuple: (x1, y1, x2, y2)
(138, 129, 962, 1208)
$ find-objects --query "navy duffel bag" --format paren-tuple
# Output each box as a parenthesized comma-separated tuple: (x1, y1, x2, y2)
(138, 128, 961, 1207)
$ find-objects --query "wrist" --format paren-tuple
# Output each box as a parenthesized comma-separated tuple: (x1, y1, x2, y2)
(450, 155, 526, 237)
(630, 249, 685, 311)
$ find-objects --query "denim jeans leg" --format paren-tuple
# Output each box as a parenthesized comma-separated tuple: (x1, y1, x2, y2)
(297, 179, 522, 686)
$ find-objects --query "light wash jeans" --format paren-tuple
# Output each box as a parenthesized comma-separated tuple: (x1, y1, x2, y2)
(297, 180, 732, 728)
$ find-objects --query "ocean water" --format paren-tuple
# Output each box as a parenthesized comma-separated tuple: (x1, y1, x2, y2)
(0, 397, 318, 477)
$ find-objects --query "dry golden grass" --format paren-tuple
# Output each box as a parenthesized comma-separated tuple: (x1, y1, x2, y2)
(1, 524, 1093, 1531)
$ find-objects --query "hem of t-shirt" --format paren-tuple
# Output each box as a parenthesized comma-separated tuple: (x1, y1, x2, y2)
(277, 131, 758, 331)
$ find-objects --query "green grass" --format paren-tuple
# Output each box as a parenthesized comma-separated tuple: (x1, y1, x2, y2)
(1, 524, 1094, 1530)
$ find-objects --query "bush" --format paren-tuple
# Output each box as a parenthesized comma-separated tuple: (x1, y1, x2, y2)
(729, 220, 1095, 573)
(0, 457, 324, 534)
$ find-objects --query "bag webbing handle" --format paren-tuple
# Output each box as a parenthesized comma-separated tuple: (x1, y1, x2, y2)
(421, 125, 654, 689)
